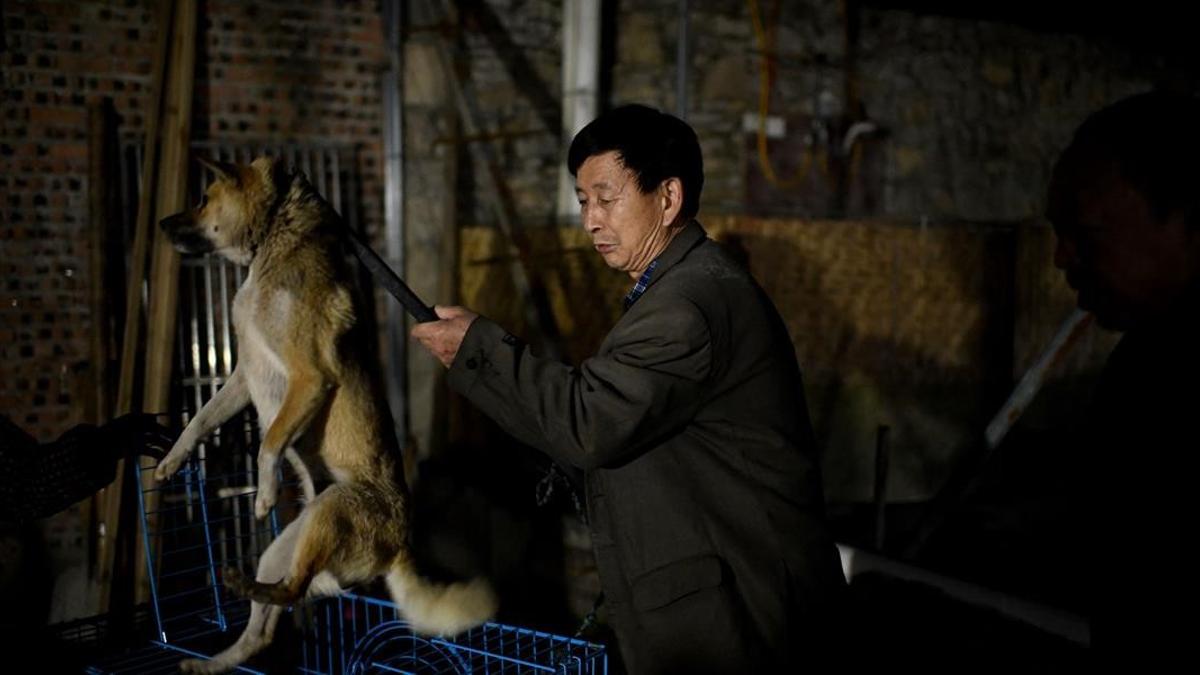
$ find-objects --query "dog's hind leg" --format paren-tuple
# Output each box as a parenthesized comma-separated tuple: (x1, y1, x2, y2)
(227, 486, 350, 606)
(178, 509, 306, 674)
(179, 602, 285, 675)
(254, 356, 332, 520)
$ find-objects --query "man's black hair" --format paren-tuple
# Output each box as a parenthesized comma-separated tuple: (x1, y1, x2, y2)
(568, 104, 704, 221)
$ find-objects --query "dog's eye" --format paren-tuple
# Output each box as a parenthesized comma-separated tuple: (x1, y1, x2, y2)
(197, 195, 207, 210)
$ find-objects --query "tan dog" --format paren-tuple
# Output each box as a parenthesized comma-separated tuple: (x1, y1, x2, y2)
(156, 156, 496, 674)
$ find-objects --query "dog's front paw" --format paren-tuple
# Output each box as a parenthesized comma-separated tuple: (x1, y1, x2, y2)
(154, 440, 192, 481)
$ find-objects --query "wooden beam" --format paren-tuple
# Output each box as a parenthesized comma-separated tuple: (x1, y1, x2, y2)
(97, 0, 175, 616)
(85, 98, 118, 426)
(86, 97, 122, 595)
(136, 0, 198, 605)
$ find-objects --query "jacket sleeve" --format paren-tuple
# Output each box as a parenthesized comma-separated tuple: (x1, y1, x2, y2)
(447, 298, 713, 470)
(0, 417, 114, 523)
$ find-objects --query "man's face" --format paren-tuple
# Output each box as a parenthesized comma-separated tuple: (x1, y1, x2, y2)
(575, 151, 677, 279)
(1048, 161, 1197, 330)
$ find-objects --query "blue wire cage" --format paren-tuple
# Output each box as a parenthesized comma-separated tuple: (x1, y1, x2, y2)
(82, 457, 605, 674)
(82, 143, 607, 674)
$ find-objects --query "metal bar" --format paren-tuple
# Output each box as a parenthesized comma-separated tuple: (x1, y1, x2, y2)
(172, 280, 194, 529)
(135, 459, 166, 642)
(202, 259, 219, 406)
(218, 258, 233, 383)
(985, 309, 1094, 450)
(382, 0, 409, 448)
(837, 543, 1090, 646)
(194, 460, 226, 631)
(905, 308, 1096, 558)
(188, 259, 205, 486)
(324, 599, 333, 674)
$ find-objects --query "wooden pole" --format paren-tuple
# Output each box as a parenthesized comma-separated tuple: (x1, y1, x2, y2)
(135, 0, 198, 605)
(86, 97, 122, 594)
(97, 0, 175, 615)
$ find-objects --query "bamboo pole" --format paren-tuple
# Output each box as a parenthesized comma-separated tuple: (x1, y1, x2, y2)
(135, 0, 198, 605)
(97, 0, 176, 614)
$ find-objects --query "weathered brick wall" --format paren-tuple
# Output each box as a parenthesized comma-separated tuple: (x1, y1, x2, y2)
(610, 0, 1195, 221)
(453, 0, 562, 227)
(195, 0, 386, 235)
(5, 0, 1196, 471)
(1, 0, 388, 443)
(0, 0, 390, 626)
(2, 0, 158, 442)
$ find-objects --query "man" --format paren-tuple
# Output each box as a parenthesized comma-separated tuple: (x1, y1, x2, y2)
(413, 104, 845, 672)
(1, 412, 171, 667)
(1046, 91, 1200, 659)
(0, 412, 171, 523)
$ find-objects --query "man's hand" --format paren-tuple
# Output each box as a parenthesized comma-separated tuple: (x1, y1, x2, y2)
(97, 413, 173, 462)
(411, 305, 479, 368)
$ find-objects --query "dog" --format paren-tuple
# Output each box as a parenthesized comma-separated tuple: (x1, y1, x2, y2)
(155, 156, 497, 674)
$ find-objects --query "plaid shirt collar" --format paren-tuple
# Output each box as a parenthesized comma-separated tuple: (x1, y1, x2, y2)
(623, 259, 659, 311)
(619, 220, 708, 311)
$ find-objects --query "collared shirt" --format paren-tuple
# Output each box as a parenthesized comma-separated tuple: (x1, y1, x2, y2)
(623, 259, 659, 310)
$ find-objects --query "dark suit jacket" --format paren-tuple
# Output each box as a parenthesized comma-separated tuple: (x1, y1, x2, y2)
(1084, 286, 1200, 663)
(448, 221, 846, 673)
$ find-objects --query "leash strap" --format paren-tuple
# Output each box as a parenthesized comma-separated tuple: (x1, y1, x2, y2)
(343, 227, 438, 323)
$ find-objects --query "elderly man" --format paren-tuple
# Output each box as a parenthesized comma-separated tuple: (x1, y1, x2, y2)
(413, 104, 845, 672)
(1047, 91, 1200, 660)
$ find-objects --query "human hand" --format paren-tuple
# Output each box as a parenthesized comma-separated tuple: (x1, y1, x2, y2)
(410, 306, 479, 368)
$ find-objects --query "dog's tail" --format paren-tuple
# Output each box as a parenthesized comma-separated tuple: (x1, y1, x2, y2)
(384, 556, 498, 637)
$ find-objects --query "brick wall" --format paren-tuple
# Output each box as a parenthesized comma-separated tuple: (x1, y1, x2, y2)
(6, 0, 1199, 457)
(452, 0, 562, 227)
(195, 0, 386, 236)
(2, 0, 158, 442)
(1, 0, 388, 443)
(0, 0, 390, 626)
(610, 0, 1197, 221)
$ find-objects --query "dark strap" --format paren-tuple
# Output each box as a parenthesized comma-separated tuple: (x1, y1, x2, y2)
(343, 226, 438, 323)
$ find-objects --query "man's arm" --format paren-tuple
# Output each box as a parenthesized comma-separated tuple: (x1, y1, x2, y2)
(415, 300, 713, 470)
(1, 414, 170, 523)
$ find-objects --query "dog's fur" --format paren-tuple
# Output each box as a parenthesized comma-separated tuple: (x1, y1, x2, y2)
(155, 156, 496, 674)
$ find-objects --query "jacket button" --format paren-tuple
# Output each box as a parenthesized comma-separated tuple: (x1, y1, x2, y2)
(465, 357, 478, 370)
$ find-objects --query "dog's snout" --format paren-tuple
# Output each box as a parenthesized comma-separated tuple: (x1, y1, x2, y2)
(160, 211, 190, 232)
(158, 211, 214, 254)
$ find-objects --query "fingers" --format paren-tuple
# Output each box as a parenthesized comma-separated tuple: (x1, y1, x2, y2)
(410, 307, 479, 369)
(102, 412, 175, 460)
(138, 430, 172, 459)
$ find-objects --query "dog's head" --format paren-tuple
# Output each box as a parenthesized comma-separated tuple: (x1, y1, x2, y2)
(160, 156, 290, 265)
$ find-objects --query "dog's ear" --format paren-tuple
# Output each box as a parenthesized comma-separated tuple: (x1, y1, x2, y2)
(251, 155, 292, 194)
(197, 156, 240, 184)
